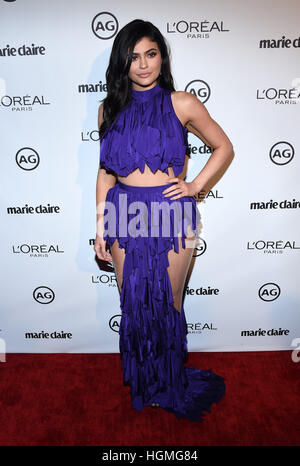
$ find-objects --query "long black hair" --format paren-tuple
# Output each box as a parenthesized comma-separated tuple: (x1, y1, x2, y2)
(99, 19, 175, 139)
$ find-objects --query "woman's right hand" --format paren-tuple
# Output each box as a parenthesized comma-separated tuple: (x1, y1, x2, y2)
(94, 233, 113, 262)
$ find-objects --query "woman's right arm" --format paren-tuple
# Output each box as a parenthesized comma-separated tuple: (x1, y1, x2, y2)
(94, 103, 117, 261)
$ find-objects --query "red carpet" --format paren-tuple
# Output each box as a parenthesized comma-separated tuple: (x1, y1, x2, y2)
(0, 350, 299, 446)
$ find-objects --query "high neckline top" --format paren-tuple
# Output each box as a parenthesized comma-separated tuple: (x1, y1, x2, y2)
(99, 82, 188, 177)
(131, 82, 163, 103)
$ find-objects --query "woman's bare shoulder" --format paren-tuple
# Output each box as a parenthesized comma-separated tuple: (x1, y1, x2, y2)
(171, 89, 200, 107)
(170, 90, 201, 127)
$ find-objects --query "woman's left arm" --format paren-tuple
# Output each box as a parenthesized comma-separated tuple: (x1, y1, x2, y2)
(163, 92, 234, 199)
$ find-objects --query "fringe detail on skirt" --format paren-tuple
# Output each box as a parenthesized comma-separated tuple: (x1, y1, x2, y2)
(104, 182, 225, 422)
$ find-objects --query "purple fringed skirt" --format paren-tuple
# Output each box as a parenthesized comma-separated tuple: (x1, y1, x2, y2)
(103, 180, 225, 422)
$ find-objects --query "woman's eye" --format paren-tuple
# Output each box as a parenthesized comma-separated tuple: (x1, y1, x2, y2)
(132, 52, 157, 61)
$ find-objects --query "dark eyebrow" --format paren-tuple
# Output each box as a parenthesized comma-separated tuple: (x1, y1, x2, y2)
(132, 48, 157, 55)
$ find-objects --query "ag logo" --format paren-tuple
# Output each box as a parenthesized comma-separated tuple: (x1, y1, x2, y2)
(185, 80, 211, 104)
(33, 286, 55, 304)
(92, 12, 118, 40)
(194, 236, 207, 257)
(258, 283, 280, 302)
(270, 141, 294, 165)
(16, 147, 40, 170)
(109, 314, 122, 333)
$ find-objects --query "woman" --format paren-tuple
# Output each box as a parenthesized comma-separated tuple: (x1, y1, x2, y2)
(94, 19, 233, 422)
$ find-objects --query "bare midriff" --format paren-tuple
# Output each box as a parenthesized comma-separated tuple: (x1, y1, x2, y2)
(117, 164, 179, 187)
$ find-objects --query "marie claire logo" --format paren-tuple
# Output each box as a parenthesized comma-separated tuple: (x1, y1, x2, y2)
(185, 80, 210, 104)
(0, 94, 50, 111)
(109, 314, 122, 333)
(7, 203, 60, 214)
(25, 330, 72, 339)
(258, 283, 281, 302)
(16, 147, 40, 170)
(250, 198, 300, 210)
(188, 142, 213, 157)
(270, 141, 294, 165)
(187, 322, 217, 334)
(78, 80, 107, 94)
(185, 286, 219, 296)
(256, 87, 299, 104)
(259, 35, 300, 49)
(92, 12, 118, 40)
(241, 327, 289, 336)
(33, 286, 55, 304)
(247, 240, 300, 254)
(166, 20, 229, 39)
(12, 244, 64, 257)
(0, 43, 46, 57)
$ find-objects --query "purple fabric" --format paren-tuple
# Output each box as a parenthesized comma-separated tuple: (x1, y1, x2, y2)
(99, 82, 188, 176)
(103, 181, 226, 422)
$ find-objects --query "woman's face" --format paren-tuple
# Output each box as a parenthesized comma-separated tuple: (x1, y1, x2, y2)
(127, 36, 162, 90)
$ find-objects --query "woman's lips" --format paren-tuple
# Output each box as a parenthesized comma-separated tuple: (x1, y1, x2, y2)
(138, 73, 151, 78)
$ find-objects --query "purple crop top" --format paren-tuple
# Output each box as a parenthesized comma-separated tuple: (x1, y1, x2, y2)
(99, 82, 188, 177)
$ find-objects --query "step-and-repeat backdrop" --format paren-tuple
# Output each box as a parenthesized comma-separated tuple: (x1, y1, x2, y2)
(1, 0, 299, 354)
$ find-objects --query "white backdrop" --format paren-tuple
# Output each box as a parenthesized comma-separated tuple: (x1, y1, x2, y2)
(1, 0, 299, 354)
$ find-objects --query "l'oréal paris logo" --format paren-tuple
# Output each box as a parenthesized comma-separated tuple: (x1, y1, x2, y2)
(247, 240, 300, 254)
(12, 243, 64, 258)
(256, 86, 299, 104)
(0, 94, 50, 111)
(187, 322, 218, 334)
(166, 19, 229, 39)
